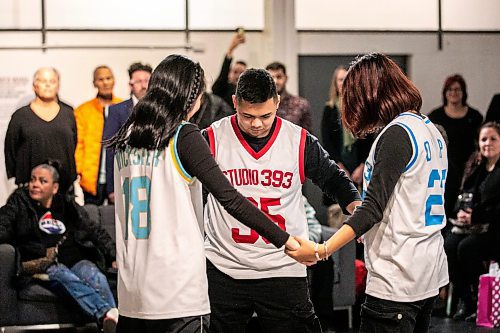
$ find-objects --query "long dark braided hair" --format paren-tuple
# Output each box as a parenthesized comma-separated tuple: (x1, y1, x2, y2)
(108, 54, 205, 151)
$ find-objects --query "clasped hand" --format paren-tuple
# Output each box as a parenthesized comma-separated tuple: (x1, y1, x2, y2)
(457, 208, 472, 225)
(284, 236, 326, 266)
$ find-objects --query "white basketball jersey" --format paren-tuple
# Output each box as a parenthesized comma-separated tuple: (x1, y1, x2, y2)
(362, 112, 449, 302)
(204, 116, 308, 279)
(114, 124, 209, 319)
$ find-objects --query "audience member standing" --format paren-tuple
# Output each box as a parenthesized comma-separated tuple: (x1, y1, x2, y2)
(189, 92, 234, 129)
(320, 66, 373, 261)
(485, 93, 500, 124)
(74, 66, 122, 205)
(212, 31, 247, 107)
(321, 66, 373, 186)
(102, 62, 152, 204)
(428, 74, 483, 220)
(321, 66, 346, 165)
(266, 62, 313, 133)
(4, 67, 76, 193)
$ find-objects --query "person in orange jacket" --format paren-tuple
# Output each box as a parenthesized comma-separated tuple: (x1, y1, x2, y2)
(74, 66, 122, 205)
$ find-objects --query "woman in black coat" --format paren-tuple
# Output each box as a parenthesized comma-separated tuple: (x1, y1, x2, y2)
(0, 162, 118, 332)
(444, 122, 500, 321)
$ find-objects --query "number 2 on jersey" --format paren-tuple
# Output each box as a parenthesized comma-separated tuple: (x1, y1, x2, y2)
(232, 197, 286, 244)
(425, 168, 447, 226)
(122, 176, 151, 239)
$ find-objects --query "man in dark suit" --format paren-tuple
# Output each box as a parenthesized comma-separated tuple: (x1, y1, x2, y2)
(486, 93, 500, 124)
(102, 62, 152, 203)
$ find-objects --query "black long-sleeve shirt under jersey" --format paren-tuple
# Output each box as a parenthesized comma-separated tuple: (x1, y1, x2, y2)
(344, 125, 413, 236)
(175, 123, 289, 248)
(199, 118, 361, 213)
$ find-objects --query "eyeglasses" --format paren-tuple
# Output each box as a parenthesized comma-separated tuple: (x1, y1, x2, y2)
(130, 79, 149, 85)
(446, 88, 462, 93)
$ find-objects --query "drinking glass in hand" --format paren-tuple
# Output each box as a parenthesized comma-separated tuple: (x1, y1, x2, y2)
(458, 192, 473, 211)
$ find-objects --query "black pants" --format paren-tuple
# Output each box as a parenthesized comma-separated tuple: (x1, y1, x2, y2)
(83, 183, 107, 205)
(444, 230, 491, 306)
(359, 295, 436, 333)
(207, 260, 321, 333)
(116, 314, 210, 333)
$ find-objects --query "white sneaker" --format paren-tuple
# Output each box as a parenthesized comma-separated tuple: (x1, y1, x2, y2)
(103, 308, 118, 333)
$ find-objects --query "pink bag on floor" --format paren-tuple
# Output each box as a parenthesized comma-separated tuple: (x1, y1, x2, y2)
(476, 274, 500, 328)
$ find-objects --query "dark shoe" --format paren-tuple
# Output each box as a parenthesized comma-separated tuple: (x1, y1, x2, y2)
(465, 313, 477, 322)
(432, 297, 447, 317)
(103, 317, 117, 333)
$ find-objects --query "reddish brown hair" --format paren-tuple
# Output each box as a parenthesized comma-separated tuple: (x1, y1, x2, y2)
(442, 74, 467, 106)
(481, 121, 500, 136)
(461, 122, 500, 187)
(341, 53, 422, 137)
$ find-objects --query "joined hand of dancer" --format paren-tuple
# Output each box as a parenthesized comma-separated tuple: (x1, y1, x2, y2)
(285, 236, 324, 266)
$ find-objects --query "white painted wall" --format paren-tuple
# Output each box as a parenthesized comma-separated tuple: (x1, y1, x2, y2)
(0, 31, 267, 107)
(295, 0, 500, 31)
(0, 0, 265, 30)
(1, 0, 498, 111)
(298, 32, 500, 114)
(0, 0, 499, 205)
(0, 30, 264, 204)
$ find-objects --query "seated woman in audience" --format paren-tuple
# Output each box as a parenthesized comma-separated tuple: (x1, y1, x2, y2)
(444, 122, 500, 321)
(428, 74, 483, 221)
(0, 162, 118, 333)
(4, 67, 77, 194)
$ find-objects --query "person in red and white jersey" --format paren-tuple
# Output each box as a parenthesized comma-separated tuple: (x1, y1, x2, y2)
(203, 68, 361, 332)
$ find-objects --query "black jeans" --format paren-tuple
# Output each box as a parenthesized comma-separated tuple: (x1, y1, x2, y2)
(359, 295, 436, 333)
(444, 230, 491, 307)
(83, 183, 107, 205)
(116, 314, 210, 333)
(207, 260, 322, 333)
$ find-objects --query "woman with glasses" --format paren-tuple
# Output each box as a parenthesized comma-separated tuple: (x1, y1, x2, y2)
(428, 74, 483, 222)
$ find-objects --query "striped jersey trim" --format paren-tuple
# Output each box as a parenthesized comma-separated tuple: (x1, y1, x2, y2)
(169, 123, 193, 182)
(394, 122, 419, 172)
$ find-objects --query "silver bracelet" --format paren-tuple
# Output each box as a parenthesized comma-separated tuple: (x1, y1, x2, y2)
(323, 241, 329, 261)
(314, 243, 320, 261)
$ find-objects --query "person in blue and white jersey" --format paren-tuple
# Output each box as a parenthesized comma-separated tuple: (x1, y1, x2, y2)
(287, 53, 449, 333)
(108, 55, 299, 333)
